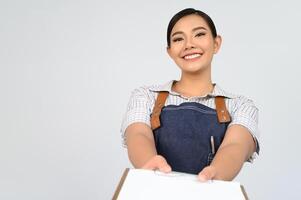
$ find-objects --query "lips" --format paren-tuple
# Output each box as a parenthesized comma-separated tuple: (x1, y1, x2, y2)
(182, 53, 203, 60)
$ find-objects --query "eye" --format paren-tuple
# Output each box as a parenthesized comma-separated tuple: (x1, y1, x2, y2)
(195, 32, 206, 37)
(172, 37, 183, 42)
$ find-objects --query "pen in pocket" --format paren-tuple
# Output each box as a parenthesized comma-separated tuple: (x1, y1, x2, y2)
(210, 136, 215, 154)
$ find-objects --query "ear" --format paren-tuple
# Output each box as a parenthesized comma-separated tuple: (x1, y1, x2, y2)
(213, 35, 222, 54)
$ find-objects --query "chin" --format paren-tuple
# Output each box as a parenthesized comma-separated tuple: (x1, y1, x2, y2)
(180, 64, 207, 74)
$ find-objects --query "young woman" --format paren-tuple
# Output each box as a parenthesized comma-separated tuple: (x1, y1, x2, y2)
(120, 8, 259, 182)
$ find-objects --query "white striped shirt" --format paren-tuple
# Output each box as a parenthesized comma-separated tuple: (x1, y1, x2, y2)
(120, 80, 260, 162)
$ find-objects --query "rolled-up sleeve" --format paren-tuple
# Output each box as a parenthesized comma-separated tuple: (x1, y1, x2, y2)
(228, 96, 260, 162)
(120, 87, 152, 147)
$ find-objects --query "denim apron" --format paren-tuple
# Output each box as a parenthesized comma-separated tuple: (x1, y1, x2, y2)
(151, 92, 231, 174)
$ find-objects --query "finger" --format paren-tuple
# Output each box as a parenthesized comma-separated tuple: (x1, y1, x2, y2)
(156, 155, 172, 173)
(198, 166, 216, 182)
(142, 155, 171, 172)
(141, 155, 164, 170)
(142, 155, 164, 170)
(142, 160, 157, 170)
(157, 161, 172, 173)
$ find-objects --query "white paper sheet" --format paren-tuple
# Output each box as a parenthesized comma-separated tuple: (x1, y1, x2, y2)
(117, 169, 246, 200)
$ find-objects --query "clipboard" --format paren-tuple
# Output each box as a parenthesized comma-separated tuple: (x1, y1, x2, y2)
(113, 168, 249, 200)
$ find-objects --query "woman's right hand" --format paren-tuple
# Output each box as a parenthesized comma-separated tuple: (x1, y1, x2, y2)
(142, 155, 172, 173)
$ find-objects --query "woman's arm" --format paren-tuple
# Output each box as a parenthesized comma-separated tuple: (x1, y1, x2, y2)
(198, 124, 256, 181)
(125, 122, 171, 172)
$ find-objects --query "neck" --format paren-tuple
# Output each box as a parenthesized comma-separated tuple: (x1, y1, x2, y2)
(173, 67, 214, 97)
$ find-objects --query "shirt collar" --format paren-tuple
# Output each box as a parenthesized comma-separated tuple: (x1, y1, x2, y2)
(149, 80, 236, 99)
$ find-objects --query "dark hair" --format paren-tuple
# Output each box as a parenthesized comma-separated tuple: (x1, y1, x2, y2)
(167, 8, 217, 47)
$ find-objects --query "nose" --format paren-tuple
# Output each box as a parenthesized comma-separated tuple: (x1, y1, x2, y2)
(184, 38, 195, 50)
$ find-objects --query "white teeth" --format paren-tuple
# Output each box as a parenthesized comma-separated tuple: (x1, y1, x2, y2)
(184, 53, 201, 60)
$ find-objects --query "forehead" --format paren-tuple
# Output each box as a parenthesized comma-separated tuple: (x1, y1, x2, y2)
(171, 14, 209, 34)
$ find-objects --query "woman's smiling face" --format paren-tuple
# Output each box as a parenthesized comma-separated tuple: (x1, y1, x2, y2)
(167, 14, 222, 74)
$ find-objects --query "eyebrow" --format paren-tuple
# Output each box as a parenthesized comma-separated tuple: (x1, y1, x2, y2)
(171, 26, 207, 37)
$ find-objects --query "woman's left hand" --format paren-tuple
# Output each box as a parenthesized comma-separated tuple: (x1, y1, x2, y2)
(197, 165, 217, 182)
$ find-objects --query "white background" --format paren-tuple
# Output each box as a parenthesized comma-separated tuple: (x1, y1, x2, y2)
(1, 1, 300, 199)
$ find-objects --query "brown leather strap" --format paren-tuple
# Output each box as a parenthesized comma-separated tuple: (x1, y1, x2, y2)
(151, 93, 229, 129)
(215, 96, 231, 123)
(150, 91, 169, 130)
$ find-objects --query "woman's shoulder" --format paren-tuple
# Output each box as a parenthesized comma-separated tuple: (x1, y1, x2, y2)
(215, 84, 255, 100)
(214, 84, 258, 111)
(130, 81, 173, 96)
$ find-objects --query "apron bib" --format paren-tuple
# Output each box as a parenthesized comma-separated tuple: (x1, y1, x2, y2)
(151, 92, 231, 174)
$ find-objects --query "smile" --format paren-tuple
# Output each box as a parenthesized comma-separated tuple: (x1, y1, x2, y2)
(183, 53, 202, 60)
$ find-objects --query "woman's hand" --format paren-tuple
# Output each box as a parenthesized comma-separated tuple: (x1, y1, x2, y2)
(142, 155, 172, 173)
(198, 165, 217, 182)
